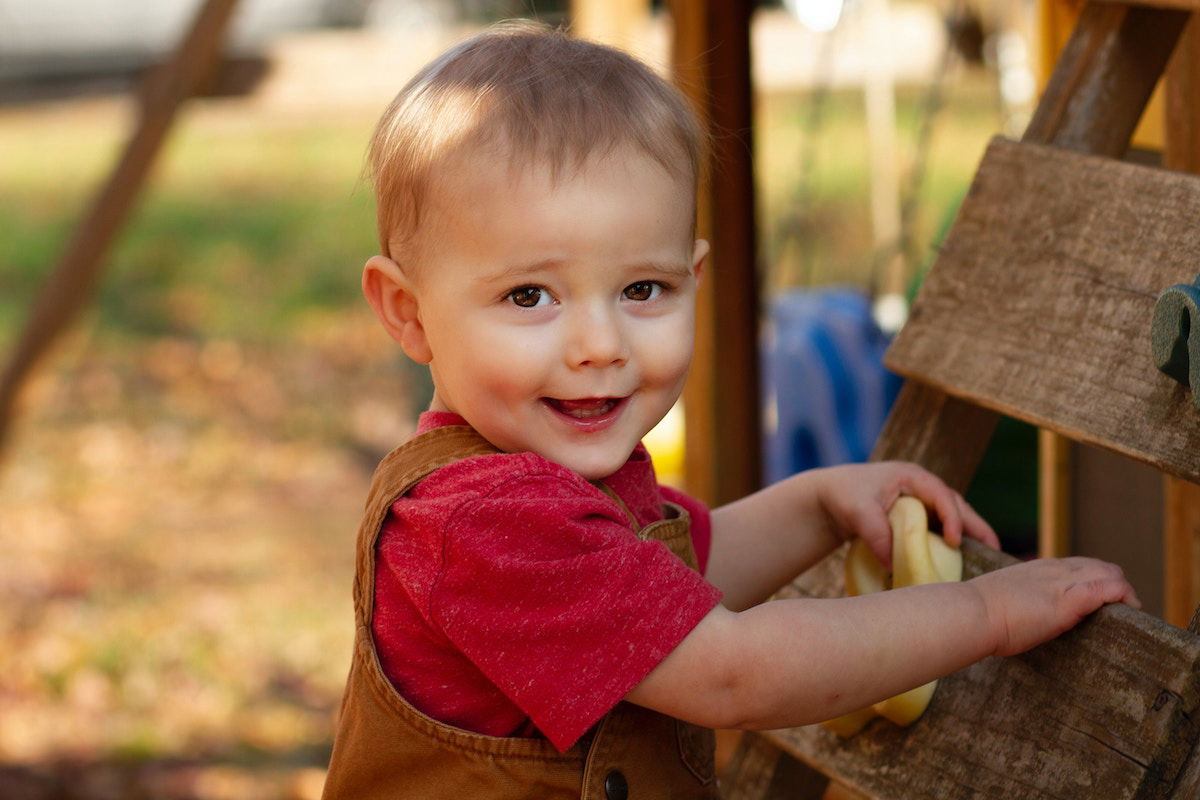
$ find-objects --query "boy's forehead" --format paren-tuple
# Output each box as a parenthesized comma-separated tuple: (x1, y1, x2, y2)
(397, 143, 696, 276)
(435, 137, 688, 199)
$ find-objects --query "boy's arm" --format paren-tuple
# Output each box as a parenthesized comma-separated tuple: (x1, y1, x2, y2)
(625, 556, 1136, 731)
(705, 462, 998, 611)
(704, 470, 838, 611)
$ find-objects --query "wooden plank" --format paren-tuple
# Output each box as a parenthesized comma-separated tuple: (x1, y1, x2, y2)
(764, 540, 1200, 799)
(670, 0, 762, 507)
(885, 137, 1200, 484)
(1025, 2, 1189, 155)
(1169, 734, 1200, 798)
(0, 0, 241, 450)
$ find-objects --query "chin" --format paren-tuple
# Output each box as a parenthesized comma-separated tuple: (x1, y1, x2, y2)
(563, 454, 627, 482)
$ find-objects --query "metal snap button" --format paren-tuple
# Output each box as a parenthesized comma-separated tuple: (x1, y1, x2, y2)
(604, 769, 629, 800)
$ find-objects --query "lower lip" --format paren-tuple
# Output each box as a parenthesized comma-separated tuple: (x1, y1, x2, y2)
(542, 397, 627, 433)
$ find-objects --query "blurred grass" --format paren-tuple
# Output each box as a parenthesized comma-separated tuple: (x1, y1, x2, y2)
(0, 53, 1010, 798)
(0, 103, 377, 348)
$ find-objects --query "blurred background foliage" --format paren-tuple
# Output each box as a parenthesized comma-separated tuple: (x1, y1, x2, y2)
(0, 0, 1031, 796)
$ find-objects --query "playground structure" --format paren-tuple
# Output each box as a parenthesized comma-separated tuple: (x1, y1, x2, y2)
(711, 2, 1200, 797)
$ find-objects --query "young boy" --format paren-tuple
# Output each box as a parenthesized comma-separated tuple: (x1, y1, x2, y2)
(322, 21, 1138, 799)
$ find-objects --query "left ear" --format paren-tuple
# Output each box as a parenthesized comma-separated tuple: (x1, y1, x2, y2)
(691, 239, 709, 283)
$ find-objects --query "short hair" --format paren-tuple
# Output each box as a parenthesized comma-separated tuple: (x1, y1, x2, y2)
(366, 20, 704, 261)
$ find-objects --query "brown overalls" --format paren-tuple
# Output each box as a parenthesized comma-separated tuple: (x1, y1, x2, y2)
(322, 425, 723, 800)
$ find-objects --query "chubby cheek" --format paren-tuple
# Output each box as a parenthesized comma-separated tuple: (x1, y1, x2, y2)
(464, 330, 555, 401)
(637, 318, 695, 392)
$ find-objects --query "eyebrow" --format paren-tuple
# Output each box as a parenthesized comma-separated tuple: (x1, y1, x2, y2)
(477, 260, 562, 285)
(477, 258, 693, 285)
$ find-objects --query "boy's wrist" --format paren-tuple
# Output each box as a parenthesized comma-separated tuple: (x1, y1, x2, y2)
(809, 468, 853, 548)
(963, 577, 1007, 658)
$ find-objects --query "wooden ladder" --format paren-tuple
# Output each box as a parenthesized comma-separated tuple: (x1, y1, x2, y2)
(723, 3, 1200, 798)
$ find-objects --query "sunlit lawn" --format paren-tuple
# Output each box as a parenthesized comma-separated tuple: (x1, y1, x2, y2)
(0, 54, 1004, 798)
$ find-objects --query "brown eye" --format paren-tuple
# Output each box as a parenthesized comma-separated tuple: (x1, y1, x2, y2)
(509, 287, 545, 307)
(623, 282, 660, 301)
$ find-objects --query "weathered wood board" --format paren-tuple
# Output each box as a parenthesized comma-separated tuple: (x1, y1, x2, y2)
(758, 541, 1200, 799)
(885, 136, 1200, 485)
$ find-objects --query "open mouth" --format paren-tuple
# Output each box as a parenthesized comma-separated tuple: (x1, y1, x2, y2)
(543, 396, 625, 420)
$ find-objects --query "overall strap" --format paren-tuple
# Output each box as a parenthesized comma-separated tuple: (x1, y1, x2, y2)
(353, 426, 500, 625)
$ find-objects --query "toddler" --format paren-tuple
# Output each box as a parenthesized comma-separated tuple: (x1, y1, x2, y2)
(322, 21, 1138, 800)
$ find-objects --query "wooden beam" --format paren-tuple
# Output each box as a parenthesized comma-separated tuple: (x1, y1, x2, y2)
(869, 381, 997, 493)
(1024, 2, 1189, 155)
(670, 0, 761, 506)
(768, 541, 1200, 800)
(0, 0, 242, 451)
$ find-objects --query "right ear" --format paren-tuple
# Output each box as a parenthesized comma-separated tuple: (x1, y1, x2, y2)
(362, 255, 432, 364)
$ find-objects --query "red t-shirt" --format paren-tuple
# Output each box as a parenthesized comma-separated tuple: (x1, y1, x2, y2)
(372, 411, 723, 752)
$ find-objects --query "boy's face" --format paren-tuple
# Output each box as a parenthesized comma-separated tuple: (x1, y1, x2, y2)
(393, 145, 705, 480)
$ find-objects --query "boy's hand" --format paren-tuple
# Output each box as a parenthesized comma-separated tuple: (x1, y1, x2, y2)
(970, 557, 1141, 657)
(815, 461, 999, 568)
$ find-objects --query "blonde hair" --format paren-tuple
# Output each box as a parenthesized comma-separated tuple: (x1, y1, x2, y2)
(367, 20, 704, 260)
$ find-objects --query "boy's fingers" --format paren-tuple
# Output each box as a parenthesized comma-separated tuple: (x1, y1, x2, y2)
(901, 469, 965, 546)
(1064, 564, 1141, 611)
(858, 510, 893, 569)
(924, 481, 998, 551)
(1107, 580, 1141, 610)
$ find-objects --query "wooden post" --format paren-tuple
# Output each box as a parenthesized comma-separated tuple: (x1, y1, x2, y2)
(1038, 428, 1072, 558)
(0, 0, 241, 452)
(670, 0, 761, 506)
(1164, 13, 1200, 630)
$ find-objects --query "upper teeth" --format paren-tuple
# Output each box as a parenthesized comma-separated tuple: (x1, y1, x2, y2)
(558, 399, 615, 418)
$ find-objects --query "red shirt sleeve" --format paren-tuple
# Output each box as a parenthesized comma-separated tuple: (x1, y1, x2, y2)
(429, 468, 723, 752)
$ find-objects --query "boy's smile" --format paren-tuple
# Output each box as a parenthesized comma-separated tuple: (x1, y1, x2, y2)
(545, 396, 623, 422)
(366, 144, 706, 480)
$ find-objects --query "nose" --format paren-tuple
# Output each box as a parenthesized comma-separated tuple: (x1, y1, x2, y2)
(566, 303, 629, 368)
